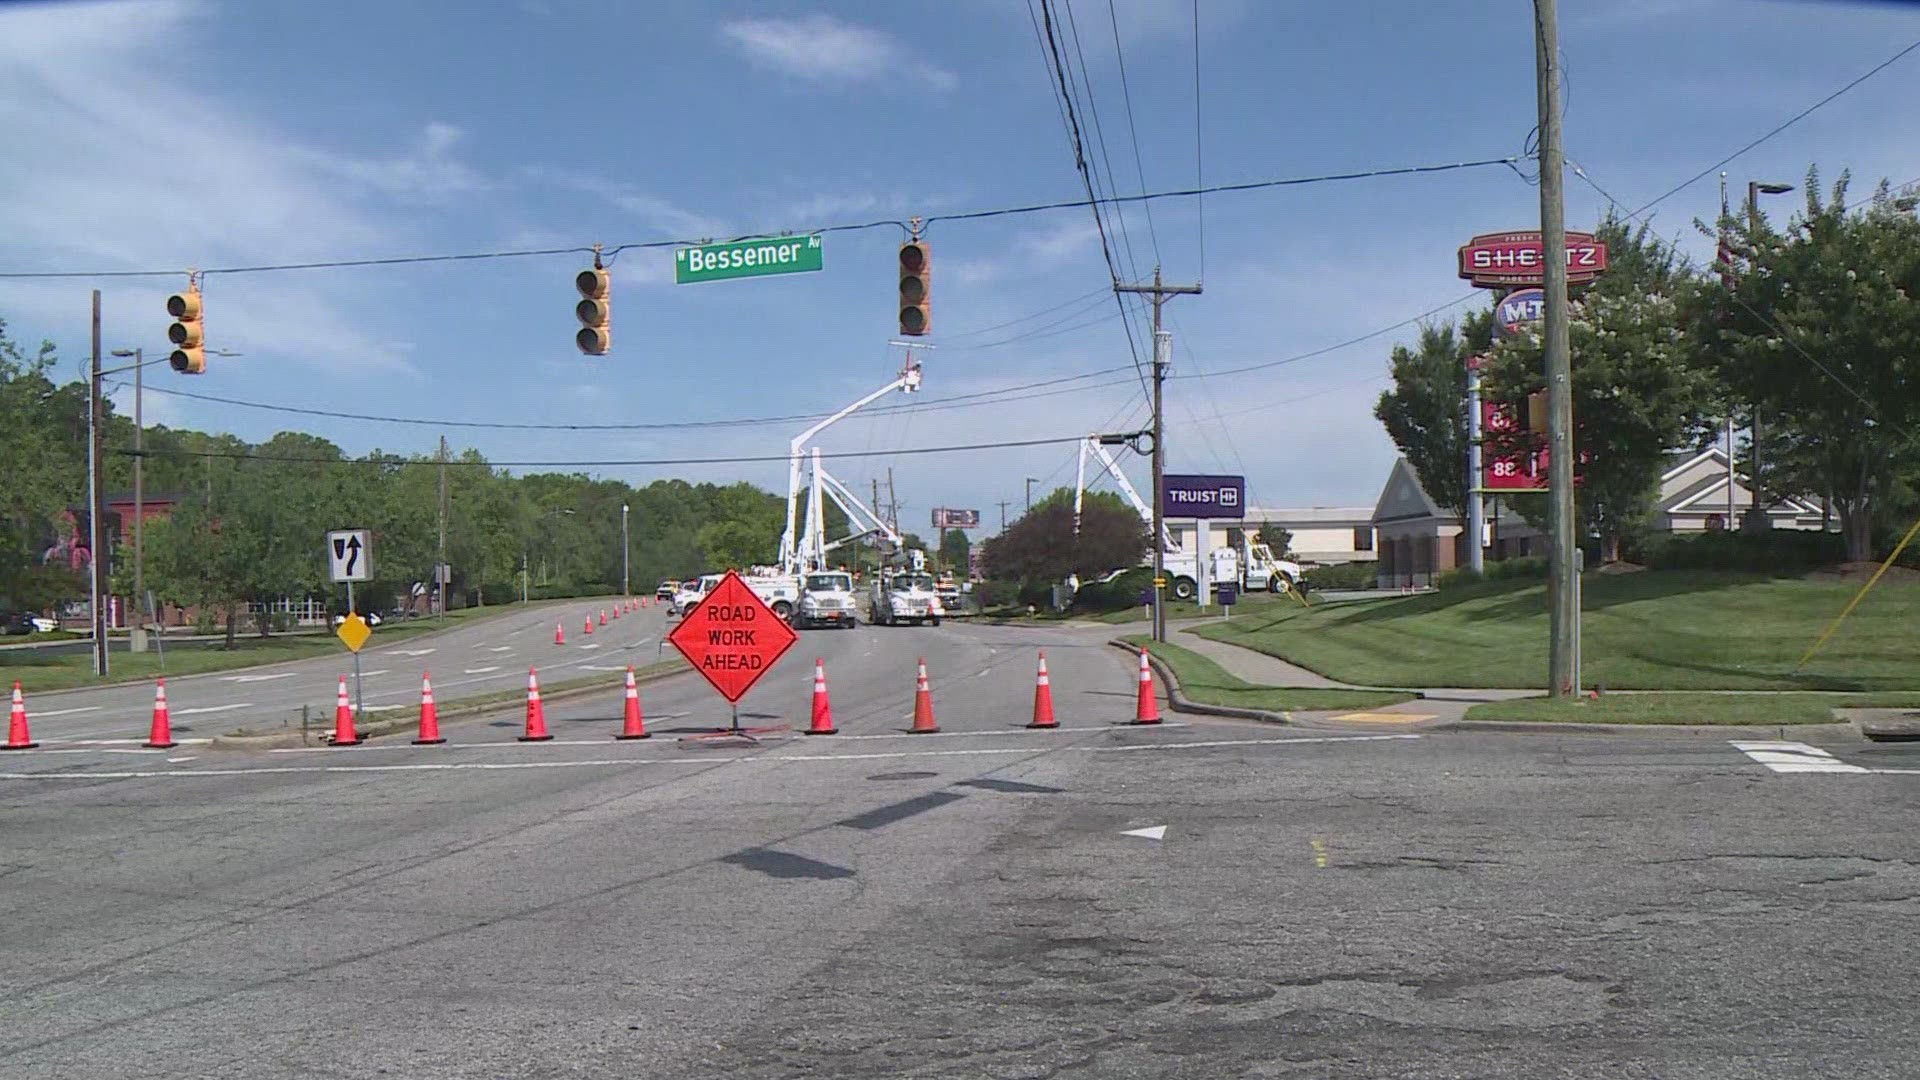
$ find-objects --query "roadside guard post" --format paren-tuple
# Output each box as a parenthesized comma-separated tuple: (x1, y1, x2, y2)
(666, 570, 797, 738)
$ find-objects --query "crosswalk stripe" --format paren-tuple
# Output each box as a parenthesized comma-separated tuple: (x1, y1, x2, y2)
(1731, 740, 1868, 774)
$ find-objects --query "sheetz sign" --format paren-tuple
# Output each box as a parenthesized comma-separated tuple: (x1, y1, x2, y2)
(1458, 231, 1607, 288)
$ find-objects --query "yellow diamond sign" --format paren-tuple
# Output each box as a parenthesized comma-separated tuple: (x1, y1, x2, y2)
(336, 613, 372, 653)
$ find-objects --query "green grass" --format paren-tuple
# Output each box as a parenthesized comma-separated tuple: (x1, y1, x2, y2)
(1192, 571, 1920, 691)
(1120, 635, 1413, 712)
(1460, 691, 1920, 726)
(0, 599, 605, 692)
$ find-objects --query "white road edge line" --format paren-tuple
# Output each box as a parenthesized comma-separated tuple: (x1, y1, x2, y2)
(21, 706, 102, 718)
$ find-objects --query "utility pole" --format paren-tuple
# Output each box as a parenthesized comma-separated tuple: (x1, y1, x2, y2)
(997, 500, 1012, 531)
(621, 503, 630, 597)
(1535, 0, 1578, 697)
(885, 468, 899, 537)
(1115, 266, 1201, 644)
(87, 290, 108, 677)
(108, 347, 150, 652)
(436, 434, 448, 619)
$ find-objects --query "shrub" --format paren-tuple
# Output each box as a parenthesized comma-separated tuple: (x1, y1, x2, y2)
(1302, 561, 1377, 591)
(1072, 567, 1155, 613)
(1630, 530, 1845, 572)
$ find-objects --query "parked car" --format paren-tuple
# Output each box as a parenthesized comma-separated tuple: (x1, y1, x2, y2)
(2, 612, 40, 636)
(655, 581, 678, 602)
(331, 611, 384, 628)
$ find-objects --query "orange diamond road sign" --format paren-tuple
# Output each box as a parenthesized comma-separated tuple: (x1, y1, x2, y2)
(666, 570, 797, 703)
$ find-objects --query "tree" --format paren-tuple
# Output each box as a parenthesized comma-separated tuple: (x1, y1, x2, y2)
(1255, 523, 1292, 557)
(1487, 217, 1718, 560)
(937, 528, 970, 573)
(1374, 309, 1495, 524)
(981, 488, 1149, 586)
(1696, 168, 1920, 561)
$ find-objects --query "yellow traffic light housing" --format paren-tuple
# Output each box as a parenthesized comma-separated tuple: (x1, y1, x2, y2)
(898, 240, 929, 337)
(576, 265, 610, 355)
(167, 285, 205, 374)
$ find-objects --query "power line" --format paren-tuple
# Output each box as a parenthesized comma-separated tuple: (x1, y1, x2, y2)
(1166, 291, 1482, 381)
(1106, 0, 1161, 265)
(0, 159, 1523, 281)
(136, 363, 1143, 432)
(1624, 36, 1920, 222)
(122, 434, 1089, 470)
(1192, 0, 1206, 281)
(938, 286, 1109, 339)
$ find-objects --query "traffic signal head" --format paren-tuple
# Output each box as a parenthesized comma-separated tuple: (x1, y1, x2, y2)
(898, 241, 929, 337)
(575, 267, 610, 355)
(167, 287, 204, 374)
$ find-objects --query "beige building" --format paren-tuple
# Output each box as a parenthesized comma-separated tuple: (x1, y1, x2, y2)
(1167, 506, 1377, 568)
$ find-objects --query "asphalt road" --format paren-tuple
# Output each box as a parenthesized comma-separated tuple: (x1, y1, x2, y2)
(4, 617, 1919, 1078)
(10, 597, 656, 743)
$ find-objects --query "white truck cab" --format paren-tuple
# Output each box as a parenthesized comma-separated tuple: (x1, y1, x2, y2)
(794, 571, 858, 629)
(869, 564, 944, 627)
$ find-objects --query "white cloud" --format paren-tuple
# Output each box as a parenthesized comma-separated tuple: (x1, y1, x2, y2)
(720, 15, 955, 89)
(0, 0, 471, 378)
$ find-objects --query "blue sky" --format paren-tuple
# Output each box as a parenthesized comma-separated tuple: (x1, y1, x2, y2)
(2, 0, 1917, 534)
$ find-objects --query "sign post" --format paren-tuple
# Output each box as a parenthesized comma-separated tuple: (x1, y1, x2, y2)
(328, 530, 373, 719)
(675, 235, 823, 285)
(665, 571, 798, 735)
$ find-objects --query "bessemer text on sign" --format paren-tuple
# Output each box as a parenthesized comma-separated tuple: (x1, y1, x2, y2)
(675, 235, 825, 284)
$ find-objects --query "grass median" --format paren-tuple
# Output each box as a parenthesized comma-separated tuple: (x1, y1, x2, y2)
(1461, 690, 1920, 726)
(1193, 571, 1920, 691)
(0, 599, 617, 693)
(1120, 635, 1412, 713)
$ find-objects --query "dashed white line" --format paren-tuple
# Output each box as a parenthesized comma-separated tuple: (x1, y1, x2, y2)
(222, 672, 296, 684)
(489, 646, 512, 653)
(1731, 740, 1869, 774)
(462, 666, 501, 675)
(22, 706, 102, 718)
(173, 703, 253, 716)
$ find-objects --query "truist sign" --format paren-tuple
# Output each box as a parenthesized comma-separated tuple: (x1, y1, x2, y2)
(1161, 474, 1245, 519)
(1458, 231, 1607, 288)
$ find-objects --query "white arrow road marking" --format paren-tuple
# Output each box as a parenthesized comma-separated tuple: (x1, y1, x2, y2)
(1121, 825, 1167, 840)
(1731, 740, 1868, 773)
(221, 672, 296, 684)
(462, 666, 501, 675)
(23, 706, 102, 718)
(173, 703, 253, 716)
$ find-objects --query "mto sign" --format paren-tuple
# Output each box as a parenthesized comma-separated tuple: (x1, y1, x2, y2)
(1458, 231, 1607, 288)
(1496, 287, 1545, 338)
(1160, 474, 1245, 519)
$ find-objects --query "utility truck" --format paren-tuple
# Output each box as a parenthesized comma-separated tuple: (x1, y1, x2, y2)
(793, 570, 858, 630)
(868, 548, 944, 627)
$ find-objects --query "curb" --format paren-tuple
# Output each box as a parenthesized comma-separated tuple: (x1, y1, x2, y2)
(211, 660, 691, 751)
(1107, 639, 1291, 726)
(1427, 719, 1859, 739)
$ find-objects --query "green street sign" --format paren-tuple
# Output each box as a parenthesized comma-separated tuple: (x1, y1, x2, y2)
(675, 234, 823, 284)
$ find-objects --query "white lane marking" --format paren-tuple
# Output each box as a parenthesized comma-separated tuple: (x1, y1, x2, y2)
(168, 756, 197, 763)
(974, 669, 991, 678)
(583, 664, 630, 672)
(462, 666, 501, 675)
(834, 723, 1189, 741)
(3, 733, 1417, 780)
(392, 649, 435, 657)
(42, 737, 211, 746)
(1731, 740, 1868, 774)
(173, 703, 253, 716)
(489, 646, 512, 653)
(22, 706, 102, 718)
(580, 643, 601, 651)
(222, 672, 296, 684)
(357, 669, 390, 677)
(1121, 825, 1167, 840)
(11, 747, 167, 756)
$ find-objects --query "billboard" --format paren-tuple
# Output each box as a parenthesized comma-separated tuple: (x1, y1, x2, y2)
(931, 508, 981, 530)
(1495, 287, 1545, 338)
(1458, 231, 1608, 288)
(1160, 474, 1245, 519)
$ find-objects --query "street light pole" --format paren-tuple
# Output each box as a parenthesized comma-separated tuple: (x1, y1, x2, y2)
(87, 291, 107, 677)
(1745, 179, 1795, 531)
(621, 503, 631, 597)
(110, 347, 147, 653)
(1025, 478, 1038, 512)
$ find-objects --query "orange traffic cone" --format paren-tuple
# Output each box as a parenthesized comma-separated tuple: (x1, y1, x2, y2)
(910, 657, 939, 734)
(145, 678, 178, 749)
(611, 604, 621, 620)
(583, 617, 593, 637)
(617, 665, 649, 740)
(1133, 648, 1161, 725)
(600, 609, 607, 627)
(4, 681, 36, 750)
(520, 668, 552, 741)
(332, 675, 363, 746)
(414, 671, 445, 745)
(806, 658, 837, 735)
(1028, 651, 1058, 729)
(555, 621, 566, 645)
